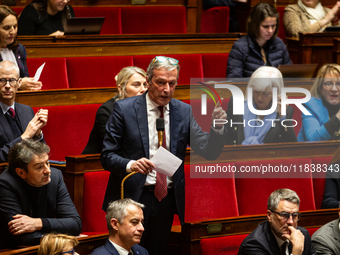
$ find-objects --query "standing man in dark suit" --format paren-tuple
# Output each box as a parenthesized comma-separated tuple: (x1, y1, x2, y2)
(0, 139, 82, 249)
(238, 188, 316, 255)
(91, 199, 149, 255)
(0, 60, 48, 162)
(312, 204, 340, 254)
(101, 56, 227, 255)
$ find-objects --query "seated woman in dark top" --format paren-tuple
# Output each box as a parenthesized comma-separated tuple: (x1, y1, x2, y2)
(298, 64, 340, 141)
(225, 66, 297, 145)
(0, 5, 42, 90)
(18, 0, 74, 36)
(82, 66, 147, 154)
(227, 2, 292, 78)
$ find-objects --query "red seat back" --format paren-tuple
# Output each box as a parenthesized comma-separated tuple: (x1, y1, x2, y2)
(41, 104, 101, 160)
(82, 171, 110, 233)
(311, 157, 332, 209)
(276, 6, 286, 42)
(235, 158, 315, 215)
(121, 7, 186, 34)
(73, 7, 121, 34)
(66, 56, 133, 88)
(185, 163, 239, 222)
(201, 7, 230, 33)
(27, 58, 69, 90)
(202, 53, 229, 78)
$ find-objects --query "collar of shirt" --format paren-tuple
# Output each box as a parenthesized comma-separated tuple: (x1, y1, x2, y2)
(0, 101, 15, 115)
(109, 239, 133, 255)
(146, 92, 169, 113)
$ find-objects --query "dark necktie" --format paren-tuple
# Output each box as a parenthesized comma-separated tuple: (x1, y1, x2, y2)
(8, 108, 15, 118)
(154, 106, 168, 202)
(281, 242, 287, 255)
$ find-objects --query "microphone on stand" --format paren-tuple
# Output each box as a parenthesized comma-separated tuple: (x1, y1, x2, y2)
(156, 118, 164, 148)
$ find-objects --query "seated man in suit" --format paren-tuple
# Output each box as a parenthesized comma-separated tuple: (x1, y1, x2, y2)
(312, 203, 340, 254)
(91, 198, 148, 255)
(0, 60, 48, 162)
(238, 188, 316, 255)
(0, 139, 82, 249)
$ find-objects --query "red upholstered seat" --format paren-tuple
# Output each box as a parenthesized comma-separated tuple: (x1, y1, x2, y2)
(289, 100, 303, 137)
(200, 234, 248, 255)
(72, 7, 121, 34)
(66, 56, 133, 88)
(202, 53, 229, 79)
(184, 164, 239, 222)
(276, 6, 286, 42)
(40, 104, 101, 160)
(234, 158, 315, 216)
(311, 157, 332, 209)
(133, 54, 204, 85)
(82, 171, 111, 233)
(121, 7, 186, 34)
(201, 7, 230, 33)
(26, 58, 69, 90)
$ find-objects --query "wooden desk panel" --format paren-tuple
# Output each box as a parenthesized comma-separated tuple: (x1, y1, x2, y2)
(18, 34, 242, 58)
(287, 32, 340, 69)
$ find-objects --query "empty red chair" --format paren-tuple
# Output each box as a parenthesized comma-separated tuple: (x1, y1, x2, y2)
(184, 163, 239, 222)
(26, 57, 69, 89)
(66, 56, 133, 88)
(234, 158, 315, 216)
(121, 6, 186, 34)
(312, 157, 332, 209)
(82, 171, 111, 233)
(202, 53, 229, 78)
(39, 104, 101, 160)
(201, 7, 230, 33)
(73, 7, 121, 34)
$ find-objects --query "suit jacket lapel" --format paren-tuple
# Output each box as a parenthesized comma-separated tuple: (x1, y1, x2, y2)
(264, 221, 281, 255)
(135, 94, 149, 158)
(0, 110, 15, 141)
(15, 104, 28, 132)
(104, 239, 120, 255)
(169, 99, 178, 155)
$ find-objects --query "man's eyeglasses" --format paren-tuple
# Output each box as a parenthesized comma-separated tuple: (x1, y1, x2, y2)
(323, 81, 340, 90)
(61, 248, 75, 255)
(0, 78, 19, 87)
(270, 210, 301, 222)
(151, 56, 179, 65)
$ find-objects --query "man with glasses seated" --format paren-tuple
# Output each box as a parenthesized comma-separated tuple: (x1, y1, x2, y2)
(101, 56, 227, 255)
(0, 60, 48, 162)
(238, 188, 316, 255)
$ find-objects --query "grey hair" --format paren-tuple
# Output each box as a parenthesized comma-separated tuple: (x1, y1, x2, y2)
(0, 60, 20, 78)
(267, 188, 300, 211)
(8, 139, 50, 174)
(146, 56, 180, 82)
(106, 198, 145, 233)
(245, 66, 284, 101)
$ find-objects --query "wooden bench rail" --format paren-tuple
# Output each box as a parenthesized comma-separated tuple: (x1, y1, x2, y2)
(0, 233, 109, 255)
(18, 34, 243, 58)
(15, 81, 314, 108)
